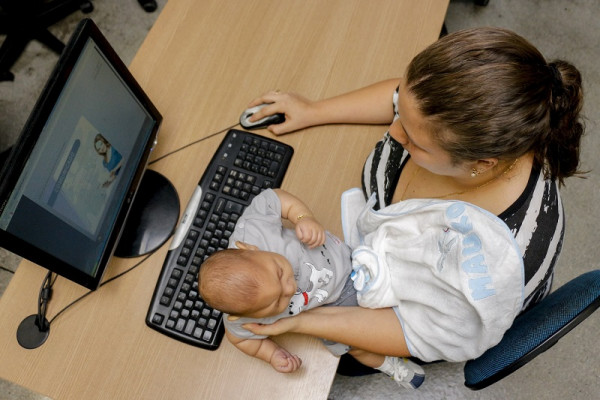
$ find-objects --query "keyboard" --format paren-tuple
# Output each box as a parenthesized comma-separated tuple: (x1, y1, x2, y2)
(145, 129, 294, 349)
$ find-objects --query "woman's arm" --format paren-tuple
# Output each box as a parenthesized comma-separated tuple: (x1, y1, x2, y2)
(247, 79, 400, 135)
(244, 306, 411, 357)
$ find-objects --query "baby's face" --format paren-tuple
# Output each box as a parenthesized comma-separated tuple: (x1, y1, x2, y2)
(242, 250, 297, 319)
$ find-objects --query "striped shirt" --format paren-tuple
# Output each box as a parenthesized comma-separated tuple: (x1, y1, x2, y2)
(361, 88, 563, 311)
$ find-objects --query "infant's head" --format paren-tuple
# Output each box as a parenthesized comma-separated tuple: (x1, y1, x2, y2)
(199, 243, 297, 318)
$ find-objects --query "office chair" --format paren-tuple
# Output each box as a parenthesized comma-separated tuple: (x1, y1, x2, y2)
(0, 0, 94, 81)
(0, 0, 159, 81)
(464, 269, 600, 390)
(137, 0, 157, 13)
(441, 0, 490, 37)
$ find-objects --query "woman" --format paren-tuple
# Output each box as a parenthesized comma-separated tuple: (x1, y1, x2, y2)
(94, 133, 123, 187)
(242, 27, 585, 372)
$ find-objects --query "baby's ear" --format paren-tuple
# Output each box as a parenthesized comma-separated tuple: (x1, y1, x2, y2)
(235, 241, 259, 251)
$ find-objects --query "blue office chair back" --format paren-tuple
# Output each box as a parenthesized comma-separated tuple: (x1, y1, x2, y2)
(464, 269, 600, 390)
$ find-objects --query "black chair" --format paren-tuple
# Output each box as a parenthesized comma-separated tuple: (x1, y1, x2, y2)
(0, 0, 158, 82)
(137, 0, 157, 13)
(464, 269, 600, 389)
(0, 0, 94, 81)
(441, 0, 491, 37)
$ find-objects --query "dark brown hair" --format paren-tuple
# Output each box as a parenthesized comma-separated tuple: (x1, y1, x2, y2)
(405, 27, 584, 185)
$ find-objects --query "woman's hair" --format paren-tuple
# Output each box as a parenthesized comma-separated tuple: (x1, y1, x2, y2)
(405, 27, 585, 185)
(198, 249, 263, 315)
(94, 133, 109, 146)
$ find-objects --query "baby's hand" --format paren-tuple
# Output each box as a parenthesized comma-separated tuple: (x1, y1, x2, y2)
(270, 347, 302, 373)
(295, 217, 326, 248)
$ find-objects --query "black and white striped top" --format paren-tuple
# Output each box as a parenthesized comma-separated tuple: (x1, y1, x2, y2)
(361, 88, 564, 311)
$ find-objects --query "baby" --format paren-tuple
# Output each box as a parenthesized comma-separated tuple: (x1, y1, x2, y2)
(199, 188, 424, 389)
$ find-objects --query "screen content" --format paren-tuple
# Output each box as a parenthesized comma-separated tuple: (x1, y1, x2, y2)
(0, 38, 155, 278)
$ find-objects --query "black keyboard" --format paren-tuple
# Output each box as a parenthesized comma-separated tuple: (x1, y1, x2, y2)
(145, 129, 294, 349)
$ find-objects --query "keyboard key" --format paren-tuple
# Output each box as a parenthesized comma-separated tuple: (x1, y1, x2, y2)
(175, 319, 186, 332)
(185, 320, 195, 335)
(208, 318, 217, 330)
(193, 327, 204, 339)
(152, 314, 164, 324)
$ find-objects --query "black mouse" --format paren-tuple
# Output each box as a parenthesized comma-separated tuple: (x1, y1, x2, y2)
(240, 104, 285, 130)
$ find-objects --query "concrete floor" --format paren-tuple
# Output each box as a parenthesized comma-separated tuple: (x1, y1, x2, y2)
(1, 0, 599, 399)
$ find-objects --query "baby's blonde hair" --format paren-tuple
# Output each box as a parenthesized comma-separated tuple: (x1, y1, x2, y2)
(198, 249, 263, 315)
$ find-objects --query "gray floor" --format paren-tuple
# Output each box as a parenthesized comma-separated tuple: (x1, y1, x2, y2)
(1, 0, 599, 399)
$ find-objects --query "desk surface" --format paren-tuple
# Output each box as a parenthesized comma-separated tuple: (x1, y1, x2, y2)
(0, 1, 448, 398)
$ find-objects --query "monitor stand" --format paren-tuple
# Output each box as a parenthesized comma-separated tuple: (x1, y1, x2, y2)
(16, 169, 179, 349)
(17, 315, 50, 349)
(16, 271, 53, 349)
(115, 169, 180, 258)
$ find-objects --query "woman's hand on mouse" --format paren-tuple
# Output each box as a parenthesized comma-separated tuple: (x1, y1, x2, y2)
(247, 91, 318, 135)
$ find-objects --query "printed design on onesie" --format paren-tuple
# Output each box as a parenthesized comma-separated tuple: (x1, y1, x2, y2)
(288, 262, 333, 315)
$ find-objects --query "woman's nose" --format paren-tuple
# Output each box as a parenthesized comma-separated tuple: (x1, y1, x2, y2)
(389, 121, 408, 145)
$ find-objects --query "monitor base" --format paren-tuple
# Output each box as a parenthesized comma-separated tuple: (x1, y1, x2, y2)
(17, 315, 50, 349)
(115, 169, 180, 258)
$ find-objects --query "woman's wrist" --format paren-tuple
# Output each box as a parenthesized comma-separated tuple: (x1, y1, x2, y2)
(308, 99, 337, 127)
(288, 307, 331, 335)
(311, 79, 398, 126)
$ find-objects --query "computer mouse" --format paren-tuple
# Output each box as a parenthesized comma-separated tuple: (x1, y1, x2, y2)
(240, 104, 285, 130)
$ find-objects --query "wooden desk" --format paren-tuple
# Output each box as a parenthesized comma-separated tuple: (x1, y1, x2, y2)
(0, 1, 448, 398)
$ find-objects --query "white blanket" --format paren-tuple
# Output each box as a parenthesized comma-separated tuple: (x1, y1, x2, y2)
(341, 188, 524, 362)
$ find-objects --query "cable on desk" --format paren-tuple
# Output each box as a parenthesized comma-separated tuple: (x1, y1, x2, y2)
(0, 265, 15, 274)
(149, 122, 240, 166)
(46, 122, 238, 326)
(48, 253, 153, 325)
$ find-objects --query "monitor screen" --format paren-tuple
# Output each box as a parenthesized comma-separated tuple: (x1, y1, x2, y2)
(0, 19, 163, 290)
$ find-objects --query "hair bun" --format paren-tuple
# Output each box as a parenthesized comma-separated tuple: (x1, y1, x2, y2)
(548, 63, 563, 98)
(547, 60, 582, 129)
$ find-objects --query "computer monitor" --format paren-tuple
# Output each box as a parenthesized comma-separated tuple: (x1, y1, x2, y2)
(0, 18, 178, 292)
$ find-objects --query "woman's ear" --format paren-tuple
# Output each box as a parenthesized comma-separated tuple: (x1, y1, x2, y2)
(473, 158, 499, 175)
(235, 241, 259, 251)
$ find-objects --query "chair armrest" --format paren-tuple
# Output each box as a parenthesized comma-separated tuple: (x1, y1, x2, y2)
(464, 269, 600, 390)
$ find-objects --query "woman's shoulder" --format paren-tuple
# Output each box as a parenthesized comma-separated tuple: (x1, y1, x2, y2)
(499, 164, 560, 223)
(499, 164, 563, 310)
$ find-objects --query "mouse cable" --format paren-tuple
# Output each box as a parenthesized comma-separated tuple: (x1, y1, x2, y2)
(148, 122, 240, 166)
(0, 265, 15, 274)
(46, 121, 239, 326)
